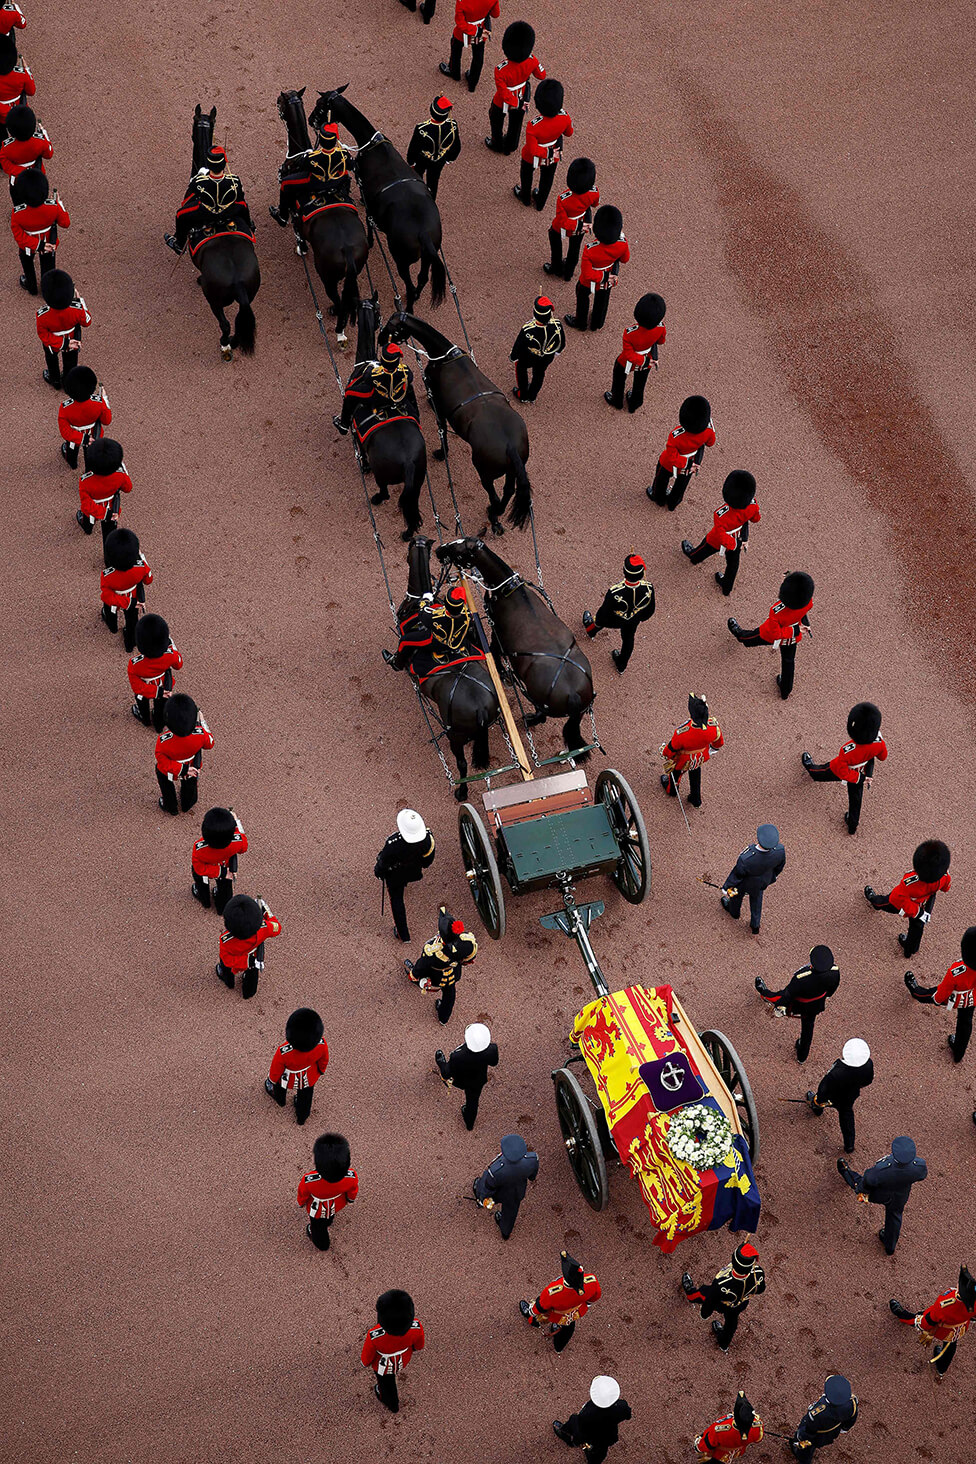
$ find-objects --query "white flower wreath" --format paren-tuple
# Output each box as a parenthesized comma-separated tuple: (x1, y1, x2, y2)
(665, 1103, 734, 1172)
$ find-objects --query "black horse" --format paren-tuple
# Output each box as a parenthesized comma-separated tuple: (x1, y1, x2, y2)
(185, 105, 259, 360)
(352, 296, 427, 540)
(275, 88, 368, 345)
(396, 537, 498, 797)
(381, 313, 531, 533)
(436, 537, 594, 756)
(309, 86, 445, 311)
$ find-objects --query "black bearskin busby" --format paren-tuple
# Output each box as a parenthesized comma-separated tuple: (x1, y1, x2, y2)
(376, 1288, 415, 1337)
(201, 806, 237, 849)
(678, 394, 711, 433)
(912, 839, 950, 882)
(633, 292, 666, 329)
(959, 926, 976, 969)
(313, 1132, 351, 1184)
(135, 613, 170, 659)
(958, 1265, 976, 1311)
(164, 692, 198, 737)
(285, 1007, 325, 1052)
(688, 693, 709, 725)
(0, 35, 19, 72)
(565, 157, 596, 194)
(501, 20, 535, 63)
(84, 437, 123, 475)
(63, 365, 97, 403)
(222, 893, 263, 940)
(722, 470, 755, 509)
(733, 1391, 756, 1437)
(560, 1250, 585, 1291)
(847, 701, 882, 743)
(778, 571, 814, 609)
(103, 527, 140, 573)
(12, 169, 49, 208)
(40, 268, 75, 310)
(591, 204, 622, 245)
(5, 103, 37, 141)
(533, 78, 564, 117)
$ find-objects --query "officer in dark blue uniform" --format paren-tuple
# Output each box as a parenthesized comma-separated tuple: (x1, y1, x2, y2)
(788, 1375, 858, 1458)
(473, 1132, 538, 1238)
(837, 1135, 928, 1254)
(721, 824, 786, 935)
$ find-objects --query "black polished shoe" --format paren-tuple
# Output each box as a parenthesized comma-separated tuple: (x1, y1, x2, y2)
(727, 617, 741, 635)
(681, 540, 695, 558)
(440, 62, 459, 78)
(801, 752, 813, 768)
(76, 510, 93, 534)
(604, 391, 622, 408)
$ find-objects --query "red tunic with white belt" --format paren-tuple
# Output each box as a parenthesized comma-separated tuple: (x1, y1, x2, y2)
(191, 826, 248, 879)
(521, 110, 573, 164)
(154, 723, 214, 777)
(268, 1037, 329, 1090)
(492, 54, 546, 110)
(59, 389, 111, 444)
(827, 738, 888, 782)
(80, 466, 131, 521)
(579, 236, 630, 291)
(217, 913, 280, 973)
(617, 321, 666, 371)
(0, 5, 27, 34)
(129, 643, 182, 699)
(297, 1165, 359, 1219)
(36, 299, 91, 349)
(932, 961, 976, 1009)
(658, 422, 716, 473)
(101, 556, 152, 610)
(911, 1288, 976, 1342)
(704, 501, 760, 552)
(551, 185, 599, 238)
(452, 0, 498, 41)
(0, 127, 51, 177)
(11, 195, 69, 252)
(757, 597, 812, 645)
(0, 62, 33, 120)
(886, 869, 951, 919)
(361, 1320, 425, 1375)
(527, 1274, 602, 1326)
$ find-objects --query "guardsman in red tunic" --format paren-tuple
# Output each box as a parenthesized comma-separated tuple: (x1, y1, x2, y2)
(519, 1250, 601, 1352)
(407, 96, 461, 203)
(10, 168, 67, 292)
(582, 553, 655, 673)
(297, 1132, 358, 1251)
(265, 1007, 329, 1124)
(486, 21, 545, 155)
(890, 1265, 976, 1378)
(78, 437, 131, 547)
(216, 893, 280, 998)
(604, 293, 665, 413)
(510, 294, 565, 402)
(165, 145, 253, 255)
(514, 78, 572, 211)
(361, 1290, 425, 1413)
(682, 470, 759, 596)
(0, 5, 26, 37)
(728, 571, 814, 701)
(695, 1391, 764, 1461)
(905, 925, 976, 1063)
(129, 614, 181, 728)
(36, 268, 90, 386)
(682, 1245, 765, 1352)
(802, 702, 887, 835)
(864, 839, 951, 957)
(0, 101, 48, 179)
(544, 155, 598, 281)
(565, 205, 629, 333)
(191, 805, 247, 913)
(154, 692, 213, 816)
(0, 34, 32, 141)
(59, 366, 110, 470)
(660, 693, 723, 808)
(440, 0, 499, 92)
(101, 528, 151, 649)
(647, 395, 716, 509)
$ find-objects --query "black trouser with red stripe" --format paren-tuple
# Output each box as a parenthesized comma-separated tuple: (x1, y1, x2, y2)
(517, 159, 557, 210)
(42, 335, 80, 386)
(374, 1372, 400, 1411)
(548, 227, 584, 281)
(514, 357, 551, 402)
(488, 102, 526, 153)
(803, 763, 866, 833)
(729, 622, 798, 699)
(413, 156, 448, 202)
(684, 535, 742, 594)
(584, 605, 639, 671)
(867, 890, 932, 956)
(307, 1214, 333, 1250)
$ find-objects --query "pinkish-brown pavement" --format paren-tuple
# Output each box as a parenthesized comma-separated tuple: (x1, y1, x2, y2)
(3, 2, 975, 1461)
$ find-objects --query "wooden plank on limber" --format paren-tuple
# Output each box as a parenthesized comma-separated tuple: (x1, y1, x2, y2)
(461, 573, 534, 782)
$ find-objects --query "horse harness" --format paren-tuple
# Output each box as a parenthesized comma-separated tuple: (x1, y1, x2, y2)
(489, 577, 590, 704)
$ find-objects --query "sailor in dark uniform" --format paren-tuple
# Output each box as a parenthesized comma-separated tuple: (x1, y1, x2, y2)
(374, 809, 436, 943)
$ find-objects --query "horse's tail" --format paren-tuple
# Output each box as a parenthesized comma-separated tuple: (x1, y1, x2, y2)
(472, 708, 492, 769)
(232, 281, 256, 355)
(562, 691, 589, 761)
(422, 232, 446, 307)
(506, 441, 532, 530)
(398, 452, 423, 540)
(339, 245, 359, 327)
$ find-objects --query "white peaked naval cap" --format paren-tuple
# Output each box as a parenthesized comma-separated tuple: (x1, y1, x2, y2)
(465, 1023, 491, 1052)
(842, 1038, 871, 1067)
(590, 1376, 620, 1408)
(397, 808, 427, 843)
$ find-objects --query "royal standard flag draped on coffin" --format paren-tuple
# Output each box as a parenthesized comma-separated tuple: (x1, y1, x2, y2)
(572, 985, 760, 1251)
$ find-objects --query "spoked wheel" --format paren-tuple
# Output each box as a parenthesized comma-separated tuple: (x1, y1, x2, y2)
(595, 767, 651, 904)
(699, 1029, 760, 1161)
(458, 802, 505, 940)
(551, 1067, 609, 1210)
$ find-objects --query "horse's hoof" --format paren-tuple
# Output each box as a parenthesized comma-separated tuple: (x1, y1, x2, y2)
(490, 520, 505, 536)
(454, 787, 466, 803)
(220, 344, 232, 362)
(433, 448, 445, 462)
(336, 332, 348, 348)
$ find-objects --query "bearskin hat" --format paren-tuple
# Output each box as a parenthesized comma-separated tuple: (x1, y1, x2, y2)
(222, 893, 263, 940)
(103, 527, 140, 572)
(501, 20, 535, 62)
(912, 839, 950, 882)
(313, 1132, 351, 1183)
(64, 365, 97, 403)
(566, 156, 596, 194)
(376, 1289, 415, 1337)
(0, 35, 19, 71)
(40, 268, 75, 310)
(722, 470, 756, 509)
(779, 571, 814, 609)
(135, 613, 170, 659)
(958, 1265, 976, 1311)
(560, 1250, 585, 1291)
(534, 78, 564, 117)
(591, 204, 622, 245)
(285, 1007, 324, 1052)
(847, 701, 882, 743)
(164, 692, 198, 737)
(12, 169, 49, 207)
(201, 806, 237, 849)
(633, 292, 666, 329)
(960, 926, 976, 969)
(678, 394, 711, 433)
(84, 437, 123, 475)
(6, 103, 36, 140)
(733, 1392, 756, 1437)
(688, 693, 709, 725)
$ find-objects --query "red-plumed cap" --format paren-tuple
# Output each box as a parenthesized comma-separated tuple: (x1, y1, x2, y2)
(624, 554, 645, 578)
(451, 919, 465, 935)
